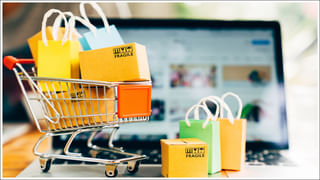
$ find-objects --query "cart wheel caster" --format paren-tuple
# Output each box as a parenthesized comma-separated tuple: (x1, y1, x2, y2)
(89, 150, 98, 158)
(105, 165, 118, 177)
(39, 158, 52, 173)
(127, 161, 140, 174)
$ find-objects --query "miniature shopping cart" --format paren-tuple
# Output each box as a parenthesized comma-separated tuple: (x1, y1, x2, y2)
(3, 56, 152, 177)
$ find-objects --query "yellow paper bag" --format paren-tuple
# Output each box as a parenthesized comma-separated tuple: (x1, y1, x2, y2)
(38, 40, 80, 78)
(79, 42, 151, 82)
(47, 86, 116, 130)
(218, 92, 247, 171)
(160, 138, 208, 178)
(28, 26, 62, 66)
(36, 10, 82, 91)
(28, 11, 81, 66)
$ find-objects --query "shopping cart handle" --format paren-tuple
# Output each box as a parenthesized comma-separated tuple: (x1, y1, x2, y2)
(3, 56, 35, 70)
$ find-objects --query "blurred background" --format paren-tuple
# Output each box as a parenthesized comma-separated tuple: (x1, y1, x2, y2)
(2, 1, 318, 169)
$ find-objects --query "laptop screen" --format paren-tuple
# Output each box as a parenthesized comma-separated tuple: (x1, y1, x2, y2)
(70, 19, 288, 150)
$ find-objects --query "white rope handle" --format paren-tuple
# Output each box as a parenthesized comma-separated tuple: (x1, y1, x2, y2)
(208, 96, 234, 124)
(80, 2, 110, 33)
(52, 12, 73, 40)
(185, 104, 212, 129)
(68, 15, 98, 40)
(220, 92, 243, 120)
(194, 96, 220, 121)
(41, 9, 69, 47)
(52, 12, 83, 40)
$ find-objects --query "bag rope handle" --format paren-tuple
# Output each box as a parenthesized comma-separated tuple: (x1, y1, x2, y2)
(80, 2, 110, 34)
(220, 92, 243, 122)
(41, 9, 69, 47)
(185, 104, 212, 129)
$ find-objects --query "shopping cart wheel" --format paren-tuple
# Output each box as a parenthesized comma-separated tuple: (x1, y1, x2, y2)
(89, 150, 98, 158)
(127, 160, 140, 174)
(39, 158, 52, 173)
(105, 165, 118, 177)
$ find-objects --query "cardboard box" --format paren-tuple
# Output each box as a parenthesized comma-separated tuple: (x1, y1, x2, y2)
(47, 86, 116, 130)
(160, 138, 208, 178)
(79, 42, 151, 82)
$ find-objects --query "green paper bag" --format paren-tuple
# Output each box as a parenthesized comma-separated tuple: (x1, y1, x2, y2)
(179, 103, 221, 174)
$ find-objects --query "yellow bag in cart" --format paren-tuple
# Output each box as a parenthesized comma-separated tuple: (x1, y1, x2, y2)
(36, 9, 82, 91)
(28, 11, 81, 66)
(28, 26, 63, 66)
(79, 42, 151, 82)
(218, 92, 247, 171)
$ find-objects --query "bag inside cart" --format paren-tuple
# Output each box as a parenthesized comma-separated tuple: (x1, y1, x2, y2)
(36, 9, 82, 91)
(78, 2, 124, 50)
(28, 11, 82, 66)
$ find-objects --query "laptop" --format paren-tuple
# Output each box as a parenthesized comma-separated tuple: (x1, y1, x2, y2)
(17, 19, 307, 178)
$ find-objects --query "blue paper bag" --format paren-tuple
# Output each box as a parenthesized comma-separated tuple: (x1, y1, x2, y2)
(79, 2, 124, 50)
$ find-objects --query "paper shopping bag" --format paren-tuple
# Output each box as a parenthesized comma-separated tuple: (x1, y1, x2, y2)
(79, 42, 151, 82)
(28, 26, 63, 66)
(38, 40, 81, 79)
(179, 104, 221, 174)
(78, 2, 124, 50)
(36, 9, 82, 91)
(218, 118, 246, 171)
(28, 11, 81, 66)
(47, 86, 116, 130)
(218, 92, 247, 171)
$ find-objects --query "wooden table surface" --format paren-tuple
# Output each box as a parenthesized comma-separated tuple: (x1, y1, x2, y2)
(2, 127, 49, 178)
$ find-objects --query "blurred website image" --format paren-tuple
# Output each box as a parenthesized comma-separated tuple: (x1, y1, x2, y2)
(170, 64, 217, 88)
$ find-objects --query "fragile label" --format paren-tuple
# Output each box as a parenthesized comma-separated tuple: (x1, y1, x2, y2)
(185, 146, 206, 158)
(113, 46, 134, 58)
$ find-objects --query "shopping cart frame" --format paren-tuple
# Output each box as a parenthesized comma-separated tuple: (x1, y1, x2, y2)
(3, 56, 152, 177)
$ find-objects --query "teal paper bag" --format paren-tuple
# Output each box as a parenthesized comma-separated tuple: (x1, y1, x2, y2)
(80, 25, 124, 50)
(79, 2, 124, 50)
(179, 104, 221, 174)
(79, 37, 91, 51)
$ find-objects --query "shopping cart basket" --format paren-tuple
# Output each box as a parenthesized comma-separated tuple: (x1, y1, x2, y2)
(3, 56, 152, 177)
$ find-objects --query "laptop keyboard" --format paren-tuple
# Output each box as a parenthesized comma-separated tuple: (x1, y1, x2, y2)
(246, 150, 293, 166)
(52, 148, 292, 166)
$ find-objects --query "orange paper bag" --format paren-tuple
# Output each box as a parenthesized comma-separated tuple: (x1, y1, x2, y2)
(218, 92, 247, 171)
